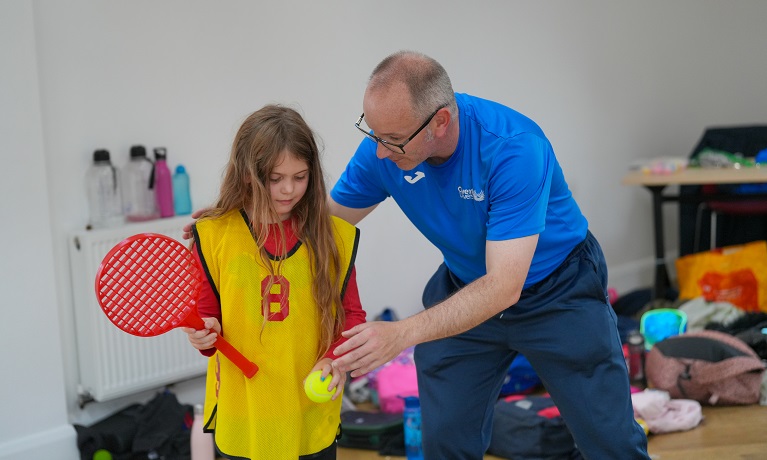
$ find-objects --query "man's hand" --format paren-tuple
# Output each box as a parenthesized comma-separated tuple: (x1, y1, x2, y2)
(181, 208, 208, 240)
(332, 321, 409, 378)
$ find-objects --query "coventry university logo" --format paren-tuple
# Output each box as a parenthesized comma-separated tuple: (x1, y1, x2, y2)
(458, 186, 485, 201)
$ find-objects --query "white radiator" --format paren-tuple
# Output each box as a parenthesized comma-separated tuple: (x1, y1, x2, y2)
(68, 216, 207, 405)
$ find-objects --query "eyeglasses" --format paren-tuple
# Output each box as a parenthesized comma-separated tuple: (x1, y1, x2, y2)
(355, 103, 448, 155)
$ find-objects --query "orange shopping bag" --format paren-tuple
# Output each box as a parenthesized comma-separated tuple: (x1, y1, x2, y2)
(675, 240, 767, 312)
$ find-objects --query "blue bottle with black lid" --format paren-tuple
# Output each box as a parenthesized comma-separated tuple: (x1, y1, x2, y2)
(402, 396, 424, 460)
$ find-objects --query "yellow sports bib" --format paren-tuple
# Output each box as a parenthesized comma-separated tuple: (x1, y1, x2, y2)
(194, 210, 358, 459)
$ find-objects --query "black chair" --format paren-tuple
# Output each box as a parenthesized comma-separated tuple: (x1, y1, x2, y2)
(693, 184, 767, 252)
(679, 125, 767, 256)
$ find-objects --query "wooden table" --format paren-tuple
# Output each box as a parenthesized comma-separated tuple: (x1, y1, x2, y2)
(622, 166, 767, 300)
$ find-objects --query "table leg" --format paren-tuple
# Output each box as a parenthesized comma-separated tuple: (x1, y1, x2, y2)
(647, 185, 671, 300)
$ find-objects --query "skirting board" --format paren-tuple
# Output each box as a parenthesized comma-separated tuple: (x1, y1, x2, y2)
(0, 424, 79, 460)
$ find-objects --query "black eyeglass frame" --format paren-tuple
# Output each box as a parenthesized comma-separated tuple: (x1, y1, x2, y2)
(354, 103, 448, 155)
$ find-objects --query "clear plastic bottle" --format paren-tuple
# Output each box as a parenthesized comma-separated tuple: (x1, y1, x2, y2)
(190, 404, 215, 460)
(172, 164, 192, 215)
(402, 396, 424, 460)
(121, 145, 158, 222)
(86, 149, 123, 229)
(152, 147, 175, 218)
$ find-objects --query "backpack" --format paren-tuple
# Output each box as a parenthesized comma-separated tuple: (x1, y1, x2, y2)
(499, 354, 541, 396)
(74, 391, 193, 460)
(338, 410, 404, 453)
(706, 312, 767, 360)
(487, 395, 582, 460)
(645, 330, 766, 405)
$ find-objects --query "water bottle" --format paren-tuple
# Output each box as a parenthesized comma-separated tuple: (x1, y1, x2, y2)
(190, 404, 215, 460)
(172, 164, 192, 215)
(402, 396, 424, 460)
(152, 147, 175, 218)
(627, 330, 645, 382)
(121, 145, 158, 222)
(85, 149, 123, 229)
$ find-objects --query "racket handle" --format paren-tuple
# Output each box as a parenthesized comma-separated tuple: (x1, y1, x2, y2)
(213, 336, 259, 378)
(183, 314, 258, 377)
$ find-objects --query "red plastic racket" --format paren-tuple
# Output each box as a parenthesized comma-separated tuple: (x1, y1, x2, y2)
(95, 233, 258, 378)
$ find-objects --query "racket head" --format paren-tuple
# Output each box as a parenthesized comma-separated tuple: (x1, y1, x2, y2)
(95, 233, 202, 337)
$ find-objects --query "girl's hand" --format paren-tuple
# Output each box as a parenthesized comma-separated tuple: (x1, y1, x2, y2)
(181, 208, 209, 240)
(181, 317, 221, 350)
(310, 358, 346, 401)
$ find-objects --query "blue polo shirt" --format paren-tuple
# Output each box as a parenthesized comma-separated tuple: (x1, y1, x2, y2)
(331, 93, 588, 287)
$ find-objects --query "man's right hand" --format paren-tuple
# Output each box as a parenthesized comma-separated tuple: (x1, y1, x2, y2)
(181, 208, 207, 240)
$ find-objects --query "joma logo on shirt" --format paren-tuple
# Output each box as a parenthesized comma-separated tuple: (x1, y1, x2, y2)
(458, 186, 485, 201)
(404, 171, 425, 184)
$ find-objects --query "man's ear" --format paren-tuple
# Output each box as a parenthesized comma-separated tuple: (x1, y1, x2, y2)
(433, 107, 451, 136)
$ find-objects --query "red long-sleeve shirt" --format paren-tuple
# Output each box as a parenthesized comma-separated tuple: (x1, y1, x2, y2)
(192, 219, 366, 360)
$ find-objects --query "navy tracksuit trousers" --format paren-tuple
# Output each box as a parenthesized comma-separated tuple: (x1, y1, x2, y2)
(416, 231, 650, 459)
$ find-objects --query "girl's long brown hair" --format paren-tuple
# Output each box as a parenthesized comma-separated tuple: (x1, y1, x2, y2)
(199, 105, 344, 360)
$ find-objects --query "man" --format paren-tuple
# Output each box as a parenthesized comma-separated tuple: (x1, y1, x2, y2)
(329, 50, 649, 459)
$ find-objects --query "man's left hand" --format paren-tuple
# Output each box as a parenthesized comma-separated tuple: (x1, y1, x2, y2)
(332, 321, 407, 378)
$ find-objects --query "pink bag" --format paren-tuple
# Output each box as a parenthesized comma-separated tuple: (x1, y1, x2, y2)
(645, 330, 765, 405)
(374, 361, 418, 414)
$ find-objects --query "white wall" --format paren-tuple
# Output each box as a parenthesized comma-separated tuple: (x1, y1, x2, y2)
(2, 1, 766, 458)
(0, 2, 79, 458)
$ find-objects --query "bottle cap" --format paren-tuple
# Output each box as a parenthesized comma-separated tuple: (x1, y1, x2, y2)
(130, 145, 147, 158)
(93, 149, 110, 163)
(627, 330, 644, 345)
(402, 396, 420, 408)
(153, 147, 168, 160)
(175, 164, 186, 174)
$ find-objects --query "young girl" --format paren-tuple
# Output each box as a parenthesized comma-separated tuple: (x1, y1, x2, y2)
(183, 105, 365, 459)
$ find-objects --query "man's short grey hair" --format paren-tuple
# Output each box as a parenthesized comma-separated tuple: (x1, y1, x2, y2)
(368, 50, 457, 119)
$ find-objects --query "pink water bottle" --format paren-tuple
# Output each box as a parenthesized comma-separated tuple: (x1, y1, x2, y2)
(153, 147, 175, 218)
(627, 330, 645, 382)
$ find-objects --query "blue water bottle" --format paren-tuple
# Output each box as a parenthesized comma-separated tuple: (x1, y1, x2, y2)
(172, 164, 192, 215)
(402, 396, 424, 460)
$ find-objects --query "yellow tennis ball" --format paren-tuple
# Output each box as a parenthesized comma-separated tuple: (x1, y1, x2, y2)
(636, 417, 649, 435)
(93, 450, 113, 460)
(304, 370, 334, 403)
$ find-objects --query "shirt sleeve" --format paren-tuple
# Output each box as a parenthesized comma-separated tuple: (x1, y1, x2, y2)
(330, 138, 389, 208)
(324, 266, 366, 360)
(192, 243, 221, 357)
(486, 132, 552, 241)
